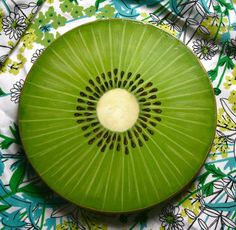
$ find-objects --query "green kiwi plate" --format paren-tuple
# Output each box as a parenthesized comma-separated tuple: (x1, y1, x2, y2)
(19, 19, 216, 213)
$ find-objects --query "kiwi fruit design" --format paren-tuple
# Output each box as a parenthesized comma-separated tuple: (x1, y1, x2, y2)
(19, 19, 216, 213)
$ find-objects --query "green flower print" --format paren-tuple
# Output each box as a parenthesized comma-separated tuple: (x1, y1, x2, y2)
(31, 8, 66, 46)
(45, 6, 56, 20)
(228, 90, 236, 113)
(97, 5, 115, 19)
(34, 12, 50, 29)
(51, 14, 66, 29)
(19, 28, 36, 53)
(60, 0, 74, 13)
(41, 32, 55, 47)
(84, 6, 96, 17)
(71, 6, 84, 18)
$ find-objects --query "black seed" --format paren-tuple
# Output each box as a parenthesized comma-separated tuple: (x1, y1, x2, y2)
(131, 85, 136, 91)
(145, 82, 153, 88)
(74, 113, 80, 117)
(135, 74, 141, 80)
(120, 71, 124, 79)
(109, 80, 113, 87)
(147, 128, 154, 135)
(93, 127, 100, 133)
(80, 92, 87, 97)
(149, 95, 157, 99)
(95, 87, 101, 94)
(104, 131, 109, 138)
(143, 108, 151, 112)
(88, 138, 96, 145)
(114, 68, 118, 75)
(138, 139, 143, 147)
(77, 119, 84, 124)
(143, 102, 151, 106)
(124, 137, 128, 145)
(114, 77, 118, 84)
(153, 101, 161, 105)
(89, 79, 95, 86)
(154, 117, 162, 122)
(101, 73, 106, 80)
(123, 80, 127, 87)
(96, 76, 101, 83)
(139, 98, 146, 102)
(97, 131, 103, 138)
(109, 142, 114, 150)
(128, 131, 132, 139)
(125, 147, 129, 155)
(84, 132, 92, 137)
(82, 125, 89, 130)
(84, 112, 93, 116)
(140, 122, 147, 128)
(108, 71, 112, 78)
(143, 113, 151, 118)
(77, 98, 85, 103)
(87, 117, 94, 122)
(138, 79, 144, 85)
(77, 106, 85, 111)
(143, 134, 149, 141)
(129, 81, 134, 87)
(149, 88, 158, 93)
(153, 109, 162, 113)
(87, 106, 95, 111)
(101, 85, 106, 92)
(117, 135, 121, 142)
(140, 91, 147, 96)
(101, 144, 106, 152)
(127, 72, 132, 79)
(104, 82, 109, 88)
(93, 93, 100, 98)
(97, 140, 103, 147)
(134, 130, 139, 137)
(150, 121, 157, 127)
(118, 81, 122, 87)
(137, 87, 144, 93)
(91, 122, 98, 127)
(117, 143, 121, 151)
(131, 140, 136, 148)
(87, 101, 95, 106)
(88, 95, 96, 100)
(136, 126, 142, 133)
(113, 133, 116, 141)
(106, 135, 111, 143)
(86, 87, 92, 92)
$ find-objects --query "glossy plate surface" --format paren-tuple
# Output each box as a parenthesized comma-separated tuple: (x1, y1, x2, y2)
(19, 19, 216, 213)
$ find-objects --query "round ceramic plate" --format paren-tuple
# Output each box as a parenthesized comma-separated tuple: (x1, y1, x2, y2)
(19, 19, 216, 213)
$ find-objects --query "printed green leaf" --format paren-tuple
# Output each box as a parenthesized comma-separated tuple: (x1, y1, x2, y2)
(0, 136, 14, 149)
(0, 204, 10, 212)
(208, 69, 217, 81)
(0, 88, 7, 96)
(202, 183, 214, 196)
(205, 164, 225, 178)
(10, 124, 21, 145)
(205, 201, 236, 212)
(19, 182, 52, 197)
(9, 164, 26, 193)
(95, 0, 106, 10)
(218, 56, 235, 69)
(198, 171, 209, 185)
(37, 0, 44, 6)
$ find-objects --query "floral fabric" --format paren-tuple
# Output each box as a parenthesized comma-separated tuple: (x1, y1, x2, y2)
(0, 0, 236, 229)
(0, 0, 42, 66)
